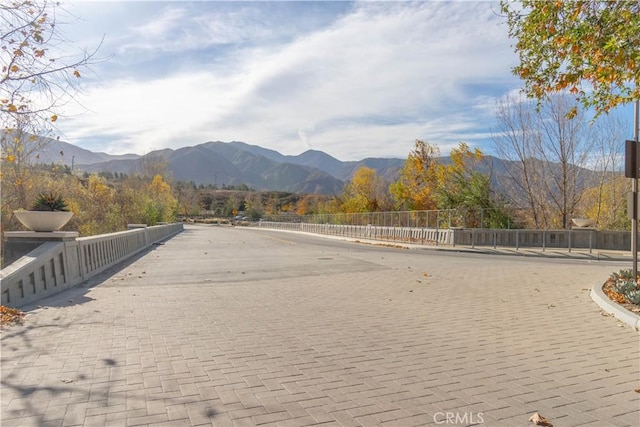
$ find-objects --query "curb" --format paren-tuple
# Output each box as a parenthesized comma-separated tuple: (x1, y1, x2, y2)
(590, 283, 640, 330)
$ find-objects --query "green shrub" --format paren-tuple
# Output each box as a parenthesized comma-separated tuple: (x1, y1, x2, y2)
(610, 269, 640, 305)
(32, 193, 69, 211)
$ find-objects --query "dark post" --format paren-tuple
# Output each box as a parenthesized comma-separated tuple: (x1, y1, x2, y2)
(634, 101, 640, 280)
(625, 139, 638, 178)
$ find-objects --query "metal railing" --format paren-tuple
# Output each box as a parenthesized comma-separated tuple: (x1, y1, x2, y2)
(262, 209, 518, 229)
(257, 213, 633, 253)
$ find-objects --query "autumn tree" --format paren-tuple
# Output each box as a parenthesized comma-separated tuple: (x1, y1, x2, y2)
(69, 174, 123, 235)
(436, 143, 484, 206)
(242, 192, 264, 220)
(492, 94, 595, 229)
(580, 176, 631, 231)
(435, 143, 510, 228)
(502, 0, 639, 117)
(390, 140, 441, 211)
(536, 94, 594, 228)
(173, 181, 200, 217)
(295, 196, 311, 216)
(137, 154, 170, 180)
(114, 174, 178, 226)
(296, 194, 325, 216)
(340, 167, 391, 213)
(1, 120, 38, 210)
(1, 0, 100, 230)
(145, 175, 178, 223)
(584, 114, 631, 229)
(1, 0, 100, 131)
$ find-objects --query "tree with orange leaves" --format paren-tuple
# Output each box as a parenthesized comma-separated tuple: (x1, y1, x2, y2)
(501, 0, 639, 118)
(390, 140, 442, 211)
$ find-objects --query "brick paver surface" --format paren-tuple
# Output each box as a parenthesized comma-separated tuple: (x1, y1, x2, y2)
(2, 224, 638, 426)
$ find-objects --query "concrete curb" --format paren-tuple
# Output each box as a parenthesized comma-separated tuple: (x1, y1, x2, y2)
(590, 283, 640, 330)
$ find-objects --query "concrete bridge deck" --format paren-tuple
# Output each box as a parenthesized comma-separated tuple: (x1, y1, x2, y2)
(1, 224, 638, 426)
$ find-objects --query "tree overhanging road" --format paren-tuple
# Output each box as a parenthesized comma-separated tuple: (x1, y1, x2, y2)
(1, 224, 638, 426)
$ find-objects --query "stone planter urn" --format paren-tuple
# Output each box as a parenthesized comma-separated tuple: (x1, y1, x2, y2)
(571, 218, 596, 228)
(14, 211, 74, 232)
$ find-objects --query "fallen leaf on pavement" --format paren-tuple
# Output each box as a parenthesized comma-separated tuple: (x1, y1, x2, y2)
(0, 306, 26, 328)
(529, 412, 553, 426)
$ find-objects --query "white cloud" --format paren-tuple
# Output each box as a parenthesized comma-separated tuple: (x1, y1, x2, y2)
(59, 1, 521, 161)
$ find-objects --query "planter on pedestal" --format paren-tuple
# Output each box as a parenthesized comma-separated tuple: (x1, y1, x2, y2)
(14, 211, 74, 232)
(571, 218, 596, 228)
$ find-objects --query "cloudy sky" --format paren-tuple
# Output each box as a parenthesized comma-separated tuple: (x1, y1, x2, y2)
(57, 0, 524, 161)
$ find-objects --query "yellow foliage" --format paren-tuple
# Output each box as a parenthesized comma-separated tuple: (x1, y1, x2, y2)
(1, 166, 180, 236)
(390, 140, 441, 210)
(341, 167, 390, 213)
(149, 174, 171, 195)
(296, 198, 309, 216)
(580, 175, 631, 230)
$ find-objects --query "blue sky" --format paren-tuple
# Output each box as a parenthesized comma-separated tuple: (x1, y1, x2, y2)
(58, 1, 525, 160)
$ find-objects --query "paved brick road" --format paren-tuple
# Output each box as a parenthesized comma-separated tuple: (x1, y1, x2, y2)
(1, 225, 638, 426)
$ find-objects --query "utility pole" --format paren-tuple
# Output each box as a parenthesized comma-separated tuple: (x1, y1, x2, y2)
(635, 100, 640, 279)
(625, 101, 640, 279)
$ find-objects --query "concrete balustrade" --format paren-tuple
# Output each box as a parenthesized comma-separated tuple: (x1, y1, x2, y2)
(1, 223, 183, 308)
(258, 222, 454, 245)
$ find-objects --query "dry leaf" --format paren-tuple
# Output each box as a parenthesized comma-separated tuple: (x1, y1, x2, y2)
(0, 305, 26, 327)
(529, 412, 553, 426)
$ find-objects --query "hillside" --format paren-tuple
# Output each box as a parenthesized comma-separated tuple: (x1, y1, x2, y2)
(75, 141, 346, 194)
(22, 135, 139, 165)
(26, 139, 602, 197)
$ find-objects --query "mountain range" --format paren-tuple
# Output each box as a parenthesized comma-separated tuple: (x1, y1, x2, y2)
(31, 139, 410, 194)
(27, 138, 597, 196)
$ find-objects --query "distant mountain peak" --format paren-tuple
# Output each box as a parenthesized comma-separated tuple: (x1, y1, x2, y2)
(24, 138, 601, 197)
